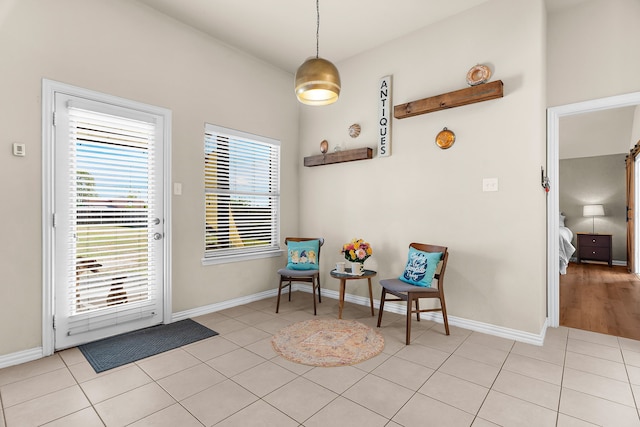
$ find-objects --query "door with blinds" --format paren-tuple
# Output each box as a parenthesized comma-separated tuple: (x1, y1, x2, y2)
(53, 93, 166, 350)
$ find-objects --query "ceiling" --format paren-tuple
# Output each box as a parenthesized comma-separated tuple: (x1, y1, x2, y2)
(136, 0, 494, 73)
(137, 0, 631, 159)
(135, 0, 586, 74)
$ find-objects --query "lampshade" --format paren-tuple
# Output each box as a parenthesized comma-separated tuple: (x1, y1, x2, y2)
(583, 204, 605, 217)
(294, 0, 340, 106)
(295, 57, 341, 106)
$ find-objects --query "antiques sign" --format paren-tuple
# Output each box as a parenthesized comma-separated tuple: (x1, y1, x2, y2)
(378, 75, 392, 157)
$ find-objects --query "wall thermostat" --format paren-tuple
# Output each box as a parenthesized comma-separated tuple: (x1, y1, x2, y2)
(12, 143, 25, 157)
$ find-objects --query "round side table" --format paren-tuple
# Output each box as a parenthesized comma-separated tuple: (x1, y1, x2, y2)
(330, 268, 377, 319)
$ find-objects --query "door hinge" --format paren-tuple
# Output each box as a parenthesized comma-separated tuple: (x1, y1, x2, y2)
(52, 112, 57, 126)
(52, 213, 56, 227)
(52, 315, 56, 329)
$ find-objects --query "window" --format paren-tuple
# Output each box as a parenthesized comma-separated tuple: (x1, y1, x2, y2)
(203, 124, 281, 264)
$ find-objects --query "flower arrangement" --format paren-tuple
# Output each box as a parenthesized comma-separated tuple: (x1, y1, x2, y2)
(341, 238, 373, 263)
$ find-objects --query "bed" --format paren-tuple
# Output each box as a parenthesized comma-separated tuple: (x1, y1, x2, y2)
(559, 213, 575, 275)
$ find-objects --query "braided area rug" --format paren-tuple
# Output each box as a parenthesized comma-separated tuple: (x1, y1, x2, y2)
(271, 319, 384, 367)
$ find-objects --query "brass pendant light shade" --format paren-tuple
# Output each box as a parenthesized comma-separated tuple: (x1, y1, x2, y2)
(295, 57, 341, 106)
(294, 0, 340, 106)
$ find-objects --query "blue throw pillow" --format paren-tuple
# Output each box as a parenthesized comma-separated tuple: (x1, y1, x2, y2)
(398, 247, 443, 287)
(286, 240, 320, 270)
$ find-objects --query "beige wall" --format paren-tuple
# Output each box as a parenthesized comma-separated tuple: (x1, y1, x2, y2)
(0, 0, 299, 356)
(549, 0, 640, 257)
(298, 0, 548, 334)
(7, 0, 637, 359)
(547, 0, 640, 106)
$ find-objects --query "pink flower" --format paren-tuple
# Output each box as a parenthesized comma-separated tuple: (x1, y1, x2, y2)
(341, 238, 373, 262)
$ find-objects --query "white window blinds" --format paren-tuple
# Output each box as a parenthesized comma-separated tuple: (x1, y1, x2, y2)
(65, 104, 158, 334)
(204, 124, 280, 261)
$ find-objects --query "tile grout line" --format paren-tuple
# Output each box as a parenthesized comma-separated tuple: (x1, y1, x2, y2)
(554, 329, 569, 426)
(147, 311, 638, 425)
(383, 329, 472, 425)
(256, 308, 417, 425)
(466, 336, 517, 425)
(6, 300, 640, 426)
(618, 338, 640, 423)
(0, 389, 5, 427)
(217, 341, 360, 426)
(60, 353, 106, 426)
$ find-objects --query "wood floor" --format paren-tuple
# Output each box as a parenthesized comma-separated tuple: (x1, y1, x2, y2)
(560, 261, 640, 340)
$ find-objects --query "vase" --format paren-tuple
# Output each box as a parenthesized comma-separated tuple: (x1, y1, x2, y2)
(351, 262, 364, 276)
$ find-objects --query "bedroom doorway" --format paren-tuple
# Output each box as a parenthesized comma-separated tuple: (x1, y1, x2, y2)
(547, 91, 640, 328)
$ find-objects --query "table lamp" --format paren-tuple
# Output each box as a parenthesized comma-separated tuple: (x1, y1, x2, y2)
(583, 204, 605, 233)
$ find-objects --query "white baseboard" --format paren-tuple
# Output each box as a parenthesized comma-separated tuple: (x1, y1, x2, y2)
(293, 284, 546, 346)
(174, 283, 546, 346)
(172, 288, 279, 321)
(1, 284, 547, 369)
(0, 347, 44, 370)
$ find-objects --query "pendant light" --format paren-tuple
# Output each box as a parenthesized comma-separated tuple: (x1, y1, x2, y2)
(294, 0, 341, 106)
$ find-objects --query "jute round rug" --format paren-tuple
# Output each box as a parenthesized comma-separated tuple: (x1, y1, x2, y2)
(271, 318, 385, 367)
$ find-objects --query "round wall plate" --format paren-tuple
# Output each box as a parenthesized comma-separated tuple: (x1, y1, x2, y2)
(466, 64, 491, 86)
(435, 128, 455, 149)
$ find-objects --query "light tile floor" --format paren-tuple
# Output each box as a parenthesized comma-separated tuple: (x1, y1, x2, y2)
(2, 293, 640, 426)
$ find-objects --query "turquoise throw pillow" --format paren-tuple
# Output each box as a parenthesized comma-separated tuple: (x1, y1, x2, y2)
(398, 247, 443, 287)
(286, 240, 320, 270)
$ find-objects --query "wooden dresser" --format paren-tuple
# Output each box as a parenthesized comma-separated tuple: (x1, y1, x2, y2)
(576, 233, 612, 266)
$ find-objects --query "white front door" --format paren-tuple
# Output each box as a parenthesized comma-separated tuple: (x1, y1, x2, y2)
(51, 89, 168, 350)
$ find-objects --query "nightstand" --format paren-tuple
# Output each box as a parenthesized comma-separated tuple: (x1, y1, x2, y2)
(576, 233, 612, 266)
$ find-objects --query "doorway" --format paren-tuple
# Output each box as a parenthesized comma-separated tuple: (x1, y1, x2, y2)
(42, 80, 172, 354)
(547, 91, 640, 327)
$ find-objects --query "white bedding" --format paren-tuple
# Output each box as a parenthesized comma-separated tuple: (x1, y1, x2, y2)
(559, 226, 575, 275)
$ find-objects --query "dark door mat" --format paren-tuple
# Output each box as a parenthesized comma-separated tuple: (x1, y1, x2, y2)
(78, 318, 218, 373)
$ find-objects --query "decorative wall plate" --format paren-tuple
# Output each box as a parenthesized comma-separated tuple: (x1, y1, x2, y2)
(466, 64, 491, 86)
(348, 123, 361, 138)
(435, 128, 455, 149)
(320, 139, 329, 154)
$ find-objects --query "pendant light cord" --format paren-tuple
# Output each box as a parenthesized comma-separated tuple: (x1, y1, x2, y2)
(315, 0, 320, 58)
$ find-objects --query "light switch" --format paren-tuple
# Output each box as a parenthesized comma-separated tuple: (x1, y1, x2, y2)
(173, 182, 182, 195)
(482, 178, 498, 192)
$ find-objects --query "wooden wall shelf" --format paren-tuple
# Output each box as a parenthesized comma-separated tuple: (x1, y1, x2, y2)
(394, 80, 504, 119)
(304, 147, 373, 167)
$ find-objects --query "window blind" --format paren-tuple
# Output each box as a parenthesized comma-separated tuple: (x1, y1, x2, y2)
(204, 124, 280, 260)
(65, 104, 158, 335)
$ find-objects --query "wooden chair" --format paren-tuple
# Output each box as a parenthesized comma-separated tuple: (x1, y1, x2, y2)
(377, 243, 449, 344)
(276, 237, 324, 315)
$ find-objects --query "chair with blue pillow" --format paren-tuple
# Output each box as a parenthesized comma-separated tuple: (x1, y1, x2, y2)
(276, 237, 324, 315)
(377, 243, 449, 344)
